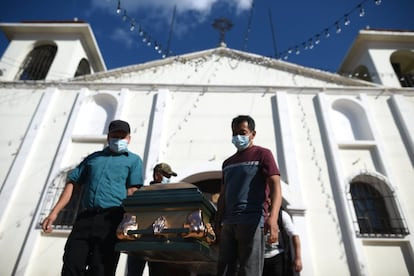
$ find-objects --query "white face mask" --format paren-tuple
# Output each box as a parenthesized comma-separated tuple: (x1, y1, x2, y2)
(109, 138, 128, 153)
(232, 135, 250, 151)
(161, 176, 171, 184)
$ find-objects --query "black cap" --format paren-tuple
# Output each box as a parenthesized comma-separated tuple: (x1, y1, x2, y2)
(108, 120, 130, 133)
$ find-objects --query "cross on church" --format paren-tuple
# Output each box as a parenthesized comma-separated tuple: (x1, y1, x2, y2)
(212, 18, 233, 47)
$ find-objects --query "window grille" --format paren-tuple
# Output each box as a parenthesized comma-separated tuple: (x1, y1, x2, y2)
(74, 58, 91, 77)
(18, 45, 57, 80)
(349, 176, 409, 238)
(37, 167, 84, 230)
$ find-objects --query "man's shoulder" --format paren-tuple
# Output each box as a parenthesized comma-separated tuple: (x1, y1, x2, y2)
(251, 144, 272, 153)
(126, 150, 142, 161)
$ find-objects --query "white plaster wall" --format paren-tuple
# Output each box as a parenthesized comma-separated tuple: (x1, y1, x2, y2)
(0, 40, 35, 80)
(94, 54, 349, 88)
(48, 39, 88, 80)
(0, 85, 413, 276)
(368, 48, 402, 87)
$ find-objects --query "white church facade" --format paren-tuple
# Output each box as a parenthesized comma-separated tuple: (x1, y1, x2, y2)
(0, 21, 413, 276)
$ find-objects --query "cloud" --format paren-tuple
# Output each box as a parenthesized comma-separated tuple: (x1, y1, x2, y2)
(91, 0, 253, 51)
(109, 28, 135, 48)
(91, 0, 253, 22)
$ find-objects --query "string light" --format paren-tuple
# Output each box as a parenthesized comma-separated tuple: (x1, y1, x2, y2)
(344, 14, 351, 26)
(114, 0, 382, 64)
(315, 35, 321, 45)
(335, 21, 342, 34)
(308, 39, 314, 49)
(138, 27, 144, 37)
(324, 28, 330, 38)
(116, 0, 121, 14)
(113, 0, 169, 58)
(277, 0, 382, 61)
(130, 20, 135, 31)
(359, 5, 365, 17)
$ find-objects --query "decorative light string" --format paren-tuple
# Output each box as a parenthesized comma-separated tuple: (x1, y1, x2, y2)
(278, 0, 382, 60)
(115, 0, 170, 58)
(296, 93, 346, 259)
(113, 0, 383, 70)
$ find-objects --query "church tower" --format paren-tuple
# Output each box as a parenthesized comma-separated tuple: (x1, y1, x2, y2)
(339, 29, 414, 88)
(0, 20, 106, 81)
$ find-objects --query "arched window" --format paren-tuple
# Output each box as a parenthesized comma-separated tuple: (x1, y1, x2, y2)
(74, 58, 91, 77)
(73, 93, 118, 136)
(18, 44, 57, 80)
(331, 98, 374, 141)
(349, 174, 409, 237)
(391, 50, 414, 87)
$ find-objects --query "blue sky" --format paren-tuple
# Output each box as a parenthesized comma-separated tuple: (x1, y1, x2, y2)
(0, 0, 413, 73)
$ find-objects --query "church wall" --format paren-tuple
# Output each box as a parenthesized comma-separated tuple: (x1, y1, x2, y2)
(0, 84, 413, 275)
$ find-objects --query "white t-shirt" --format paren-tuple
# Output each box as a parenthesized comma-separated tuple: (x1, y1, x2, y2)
(264, 210, 299, 258)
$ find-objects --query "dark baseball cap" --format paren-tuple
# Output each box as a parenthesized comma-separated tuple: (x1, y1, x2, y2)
(108, 120, 130, 133)
(154, 163, 177, 176)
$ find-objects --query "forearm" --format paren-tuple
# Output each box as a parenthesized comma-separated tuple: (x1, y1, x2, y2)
(292, 235, 303, 272)
(268, 175, 282, 220)
(50, 182, 74, 215)
(292, 235, 302, 259)
(215, 187, 225, 226)
(42, 182, 74, 232)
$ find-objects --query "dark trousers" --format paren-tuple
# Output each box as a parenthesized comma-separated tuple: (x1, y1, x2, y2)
(262, 252, 292, 276)
(62, 207, 124, 276)
(126, 255, 146, 275)
(127, 254, 168, 276)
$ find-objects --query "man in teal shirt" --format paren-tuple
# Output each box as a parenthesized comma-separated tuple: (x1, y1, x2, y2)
(42, 120, 143, 276)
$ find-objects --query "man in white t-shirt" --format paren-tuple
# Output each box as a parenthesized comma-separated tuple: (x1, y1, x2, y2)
(263, 209, 303, 276)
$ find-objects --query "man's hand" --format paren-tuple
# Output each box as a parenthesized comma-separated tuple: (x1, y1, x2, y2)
(42, 213, 57, 233)
(264, 215, 279, 244)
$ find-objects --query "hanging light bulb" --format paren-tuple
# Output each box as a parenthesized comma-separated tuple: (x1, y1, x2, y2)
(162, 54, 166, 58)
(324, 28, 330, 38)
(283, 53, 288, 60)
(288, 48, 293, 54)
(122, 11, 127, 21)
(308, 39, 314, 49)
(315, 34, 320, 45)
(158, 49, 162, 54)
(142, 36, 147, 43)
(130, 21, 135, 31)
(295, 47, 300, 55)
(303, 42, 308, 50)
(138, 27, 144, 37)
(358, 5, 365, 17)
(335, 22, 342, 34)
(374, 0, 381, 5)
(344, 14, 350, 26)
(155, 43, 159, 51)
(116, 0, 121, 14)
(147, 37, 151, 46)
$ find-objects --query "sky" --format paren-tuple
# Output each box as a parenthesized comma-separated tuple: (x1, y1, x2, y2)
(0, 0, 413, 73)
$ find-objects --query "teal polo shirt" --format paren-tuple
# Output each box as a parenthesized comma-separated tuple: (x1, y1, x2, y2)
(68, 147, 143, 209)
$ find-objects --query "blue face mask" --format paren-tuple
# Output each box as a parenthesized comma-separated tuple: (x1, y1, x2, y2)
(232, 135, 250, 151)
(109, 138, 128, 153)
(161, 176, 171, 184)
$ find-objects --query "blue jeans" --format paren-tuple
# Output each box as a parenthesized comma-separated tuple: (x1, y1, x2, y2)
(216, 223, 264, 276)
